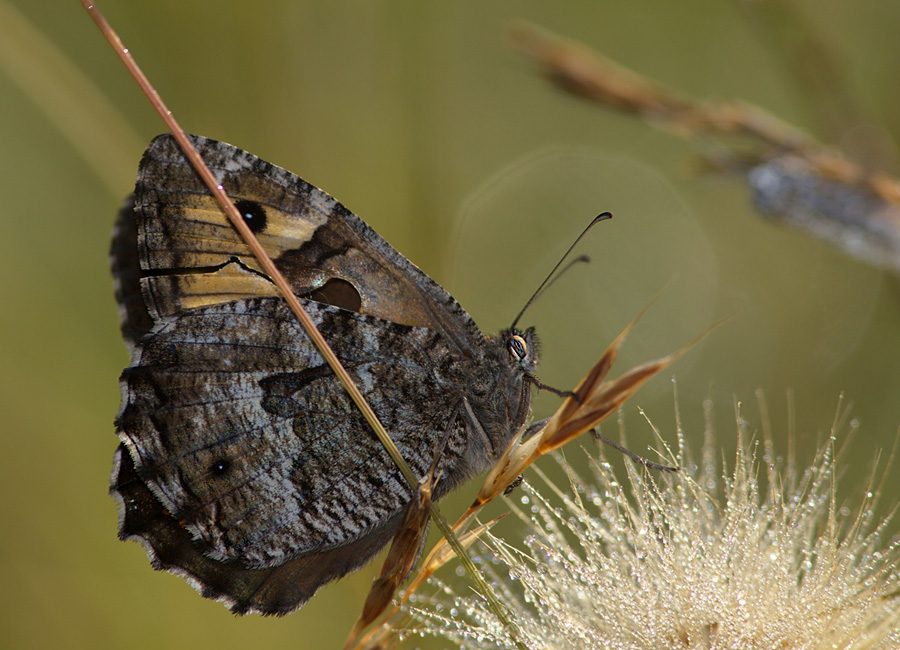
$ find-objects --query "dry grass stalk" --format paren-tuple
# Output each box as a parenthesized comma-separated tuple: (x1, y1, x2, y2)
(507, 22, 900, 273)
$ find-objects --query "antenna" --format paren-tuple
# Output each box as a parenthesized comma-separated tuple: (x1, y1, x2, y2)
(510, 212, 612, 330)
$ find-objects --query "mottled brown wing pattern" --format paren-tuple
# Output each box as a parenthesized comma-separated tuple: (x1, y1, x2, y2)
(112, 445, 404, 615)
(110, 134, 539, 615)
(133, 135, 485, 353)
(117, 298, 481, 568)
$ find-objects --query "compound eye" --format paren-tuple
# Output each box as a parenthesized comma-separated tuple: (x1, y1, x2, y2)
(508, 334, 528, 361)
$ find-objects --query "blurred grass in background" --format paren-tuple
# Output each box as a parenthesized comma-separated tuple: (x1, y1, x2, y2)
(1, 1, 899, 648)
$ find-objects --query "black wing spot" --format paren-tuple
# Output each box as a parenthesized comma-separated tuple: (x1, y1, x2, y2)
(234, 199, 267, 234)
(209, 458, 232, 477)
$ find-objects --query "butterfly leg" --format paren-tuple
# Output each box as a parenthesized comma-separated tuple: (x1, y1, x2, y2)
(526, 375, 581, 402)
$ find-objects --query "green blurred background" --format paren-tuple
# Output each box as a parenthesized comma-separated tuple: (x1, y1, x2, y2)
(2, 1, 899, 648)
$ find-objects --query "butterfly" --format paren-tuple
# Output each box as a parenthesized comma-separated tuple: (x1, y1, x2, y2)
(110, 134, 539, 615)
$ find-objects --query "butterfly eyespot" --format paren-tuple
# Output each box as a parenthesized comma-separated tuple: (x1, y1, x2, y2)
(234, 199, 267, 234)
(209, 459, 232, 477)
(508, 334, 528, 361)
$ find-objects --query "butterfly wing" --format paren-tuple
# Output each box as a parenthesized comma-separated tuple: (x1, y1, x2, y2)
(111, 135, 508, 614)
(117, 297, 477, 561)
(112, 445, 403, 616)
(128, 134, 485, 354)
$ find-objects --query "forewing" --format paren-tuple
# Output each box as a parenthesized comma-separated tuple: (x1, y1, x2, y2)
(130, 134, 485, 355)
